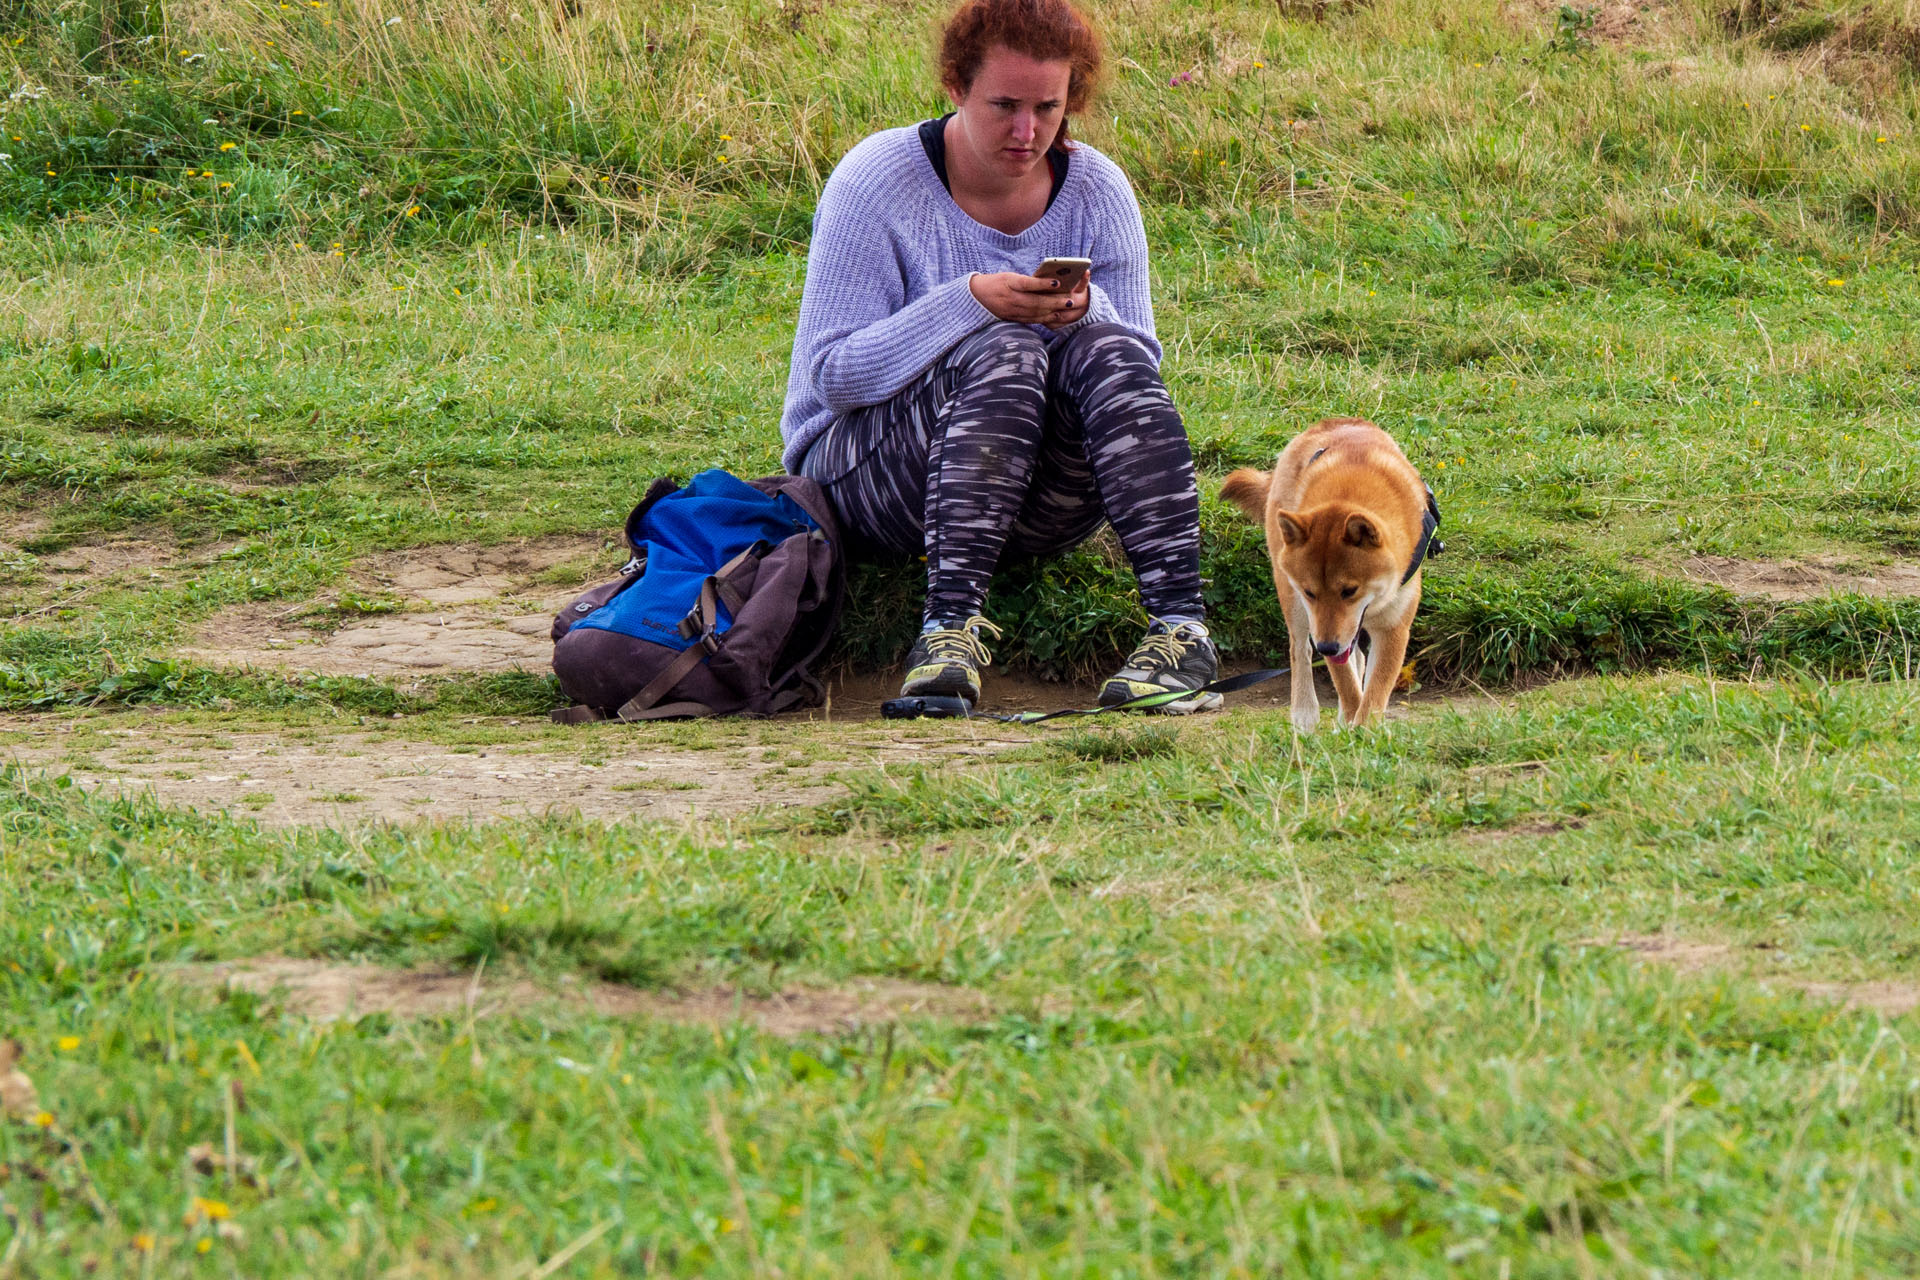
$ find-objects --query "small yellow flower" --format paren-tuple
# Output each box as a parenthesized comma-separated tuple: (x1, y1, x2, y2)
(292, 241, 305, 248)
(452, 287, 461, 296)
(197, 1239, 212, 1254)
(405, 205, 420, 216)
(1877, 136, 1888, 143)
(148, 226, 158, 233)
(717, 154, 729, 164)
(599, 175, 610, 182)
(221, 142, 236, 151)
(190, 1197, 230, 1222)
(1828, 278, 1845, 287)
(1799, 124, 1810, 132)
(57, 1036, 79, 1051)
(719, 134, 732, 141)
(132, 1234, 156, 1253)
(220, 181, 232, 189)
(331, 241, 342, 248)
(32, 1111, 53, 1128)
(292, 109, 305, 115)
(1436, 460, 1446, 469)
(1253, 60, 1265, 68)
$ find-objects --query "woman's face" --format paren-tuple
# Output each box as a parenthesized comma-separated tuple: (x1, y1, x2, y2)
(948, 45, 1072, 181)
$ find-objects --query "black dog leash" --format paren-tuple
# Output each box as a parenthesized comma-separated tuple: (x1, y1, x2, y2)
(880, 666, 1290, 724)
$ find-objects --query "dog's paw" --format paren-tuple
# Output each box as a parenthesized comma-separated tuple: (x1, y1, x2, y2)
(1290, 706, 1320, 733)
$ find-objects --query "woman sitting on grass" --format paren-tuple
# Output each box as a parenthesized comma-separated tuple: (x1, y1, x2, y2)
(780, 0, 1218, 713)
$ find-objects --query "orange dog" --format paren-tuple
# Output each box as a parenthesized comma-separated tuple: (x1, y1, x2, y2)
(1221, 418, 1440, 731)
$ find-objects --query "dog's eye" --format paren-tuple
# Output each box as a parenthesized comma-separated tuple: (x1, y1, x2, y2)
(1302, 590, 1317, 601)
(1341, 586, 1357, 599)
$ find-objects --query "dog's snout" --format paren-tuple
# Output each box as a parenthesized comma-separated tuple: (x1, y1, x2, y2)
(1313, 640, 1344, 658)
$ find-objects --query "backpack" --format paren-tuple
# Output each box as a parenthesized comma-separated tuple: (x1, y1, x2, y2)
(549, 470, 844, 723)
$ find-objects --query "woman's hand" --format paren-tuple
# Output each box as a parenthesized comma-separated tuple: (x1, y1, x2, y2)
(969, 271, 1090, 327)
(1042, 276, 1090, 330)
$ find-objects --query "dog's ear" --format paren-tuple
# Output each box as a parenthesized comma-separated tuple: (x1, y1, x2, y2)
(1273, 509, 1309, 547)
(1343, 514, 1380, 548)
(1218, 469, 1270, 523)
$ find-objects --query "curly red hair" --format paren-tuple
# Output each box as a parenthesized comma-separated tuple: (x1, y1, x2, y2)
(938, 0, 1104, 148)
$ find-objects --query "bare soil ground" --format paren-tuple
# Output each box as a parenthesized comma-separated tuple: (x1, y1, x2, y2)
(1591, 933, 1920, 1017)
(169, 957, 998, 1035)
(0, 670, 1465, 827)
(0, 710, 1038, 826)
(182, 535, 611, 677)
(1677, 554, 1920, 601)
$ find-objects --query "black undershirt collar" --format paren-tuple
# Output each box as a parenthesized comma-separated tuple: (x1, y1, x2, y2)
(918, 113, 1069, 211)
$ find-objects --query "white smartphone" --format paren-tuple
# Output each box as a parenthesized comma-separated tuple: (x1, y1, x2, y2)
(1033, 256, 1091, 290)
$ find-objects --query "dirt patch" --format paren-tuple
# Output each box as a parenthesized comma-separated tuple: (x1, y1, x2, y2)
(353, 537, 607, 606)
(1678, 554, 1920, 601)
(1596, 932, 1735, 974)
(0, 711, 1036, 826)
(184, 534, 611, 677)
(1591, 934, 1920, 1017)
(37, 538, 176, 575)
(170, 957, 993, 1034)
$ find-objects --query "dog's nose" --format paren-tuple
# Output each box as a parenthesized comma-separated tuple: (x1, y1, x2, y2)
(1313, 640, 1343, 658)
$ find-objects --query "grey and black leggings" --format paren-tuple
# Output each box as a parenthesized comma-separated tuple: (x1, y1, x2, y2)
(797, 321, 1205, 625)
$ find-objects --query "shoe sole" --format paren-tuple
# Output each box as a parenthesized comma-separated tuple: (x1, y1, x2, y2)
(901, 664, 982, 702)
(1143, 691, 1224, 715)
(1098, 682, 1225, 715)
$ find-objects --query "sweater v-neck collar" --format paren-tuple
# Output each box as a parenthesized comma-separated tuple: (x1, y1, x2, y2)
(909, 125, 1082, 250)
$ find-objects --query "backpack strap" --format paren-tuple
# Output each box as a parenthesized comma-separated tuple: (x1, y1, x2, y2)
(612, 542, 771, 723)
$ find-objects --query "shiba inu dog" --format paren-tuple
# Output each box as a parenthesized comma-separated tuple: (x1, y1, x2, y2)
(1220, 418, 1440, 731)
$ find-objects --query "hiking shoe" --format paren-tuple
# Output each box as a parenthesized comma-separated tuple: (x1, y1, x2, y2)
(1099, 620, 1223, 714)
(900, 615, 1002, 704)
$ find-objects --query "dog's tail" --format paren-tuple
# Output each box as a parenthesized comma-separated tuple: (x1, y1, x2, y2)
(1219, 469, 1270, 522)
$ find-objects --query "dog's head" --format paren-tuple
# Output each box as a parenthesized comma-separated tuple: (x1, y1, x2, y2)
(1221, 469, 1402, 666)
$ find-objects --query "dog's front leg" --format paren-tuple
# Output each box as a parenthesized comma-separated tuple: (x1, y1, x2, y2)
(1352, 617, 1412, 727)
(1284, 596, 1320, 732)
(1327, 643, 1365, 726)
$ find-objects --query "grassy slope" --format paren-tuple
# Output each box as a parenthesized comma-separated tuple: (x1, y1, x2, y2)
(6, 5, 1920, 1272)
(0, 0, 1916, 701)
(8, 675, 1920, 1273)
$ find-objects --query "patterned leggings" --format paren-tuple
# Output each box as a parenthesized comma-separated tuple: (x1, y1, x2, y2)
(797, 321, 1204, 625)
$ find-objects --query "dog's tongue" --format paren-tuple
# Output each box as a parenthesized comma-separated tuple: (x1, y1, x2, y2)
(1327, 644, 1353, 666)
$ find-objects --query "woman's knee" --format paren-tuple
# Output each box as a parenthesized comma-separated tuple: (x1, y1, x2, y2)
(948, 322, 1050, 394)
(1050, 321, 1158, 387)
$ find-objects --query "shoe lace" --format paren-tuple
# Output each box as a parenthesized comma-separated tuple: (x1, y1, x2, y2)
(923, 615, 1002, 667)
(1129, 622, 1205, 669)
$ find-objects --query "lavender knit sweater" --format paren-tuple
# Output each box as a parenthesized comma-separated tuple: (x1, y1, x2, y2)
(779, 125, 1161, 472)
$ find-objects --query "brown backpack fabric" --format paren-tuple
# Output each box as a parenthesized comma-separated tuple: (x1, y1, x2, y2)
(549, 474, 844, 722)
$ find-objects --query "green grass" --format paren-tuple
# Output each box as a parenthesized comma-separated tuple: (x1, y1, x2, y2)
(6, 0, 1920, 1272)
(0, 0, 1917, 701)
(10, 675, 1920, 1274)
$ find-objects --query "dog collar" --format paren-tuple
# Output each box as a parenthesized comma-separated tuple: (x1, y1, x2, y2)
(1402, 483, 1444, 585)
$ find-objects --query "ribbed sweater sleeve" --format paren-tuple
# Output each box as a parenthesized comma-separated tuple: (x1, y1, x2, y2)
(794, 154, 994, 414)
